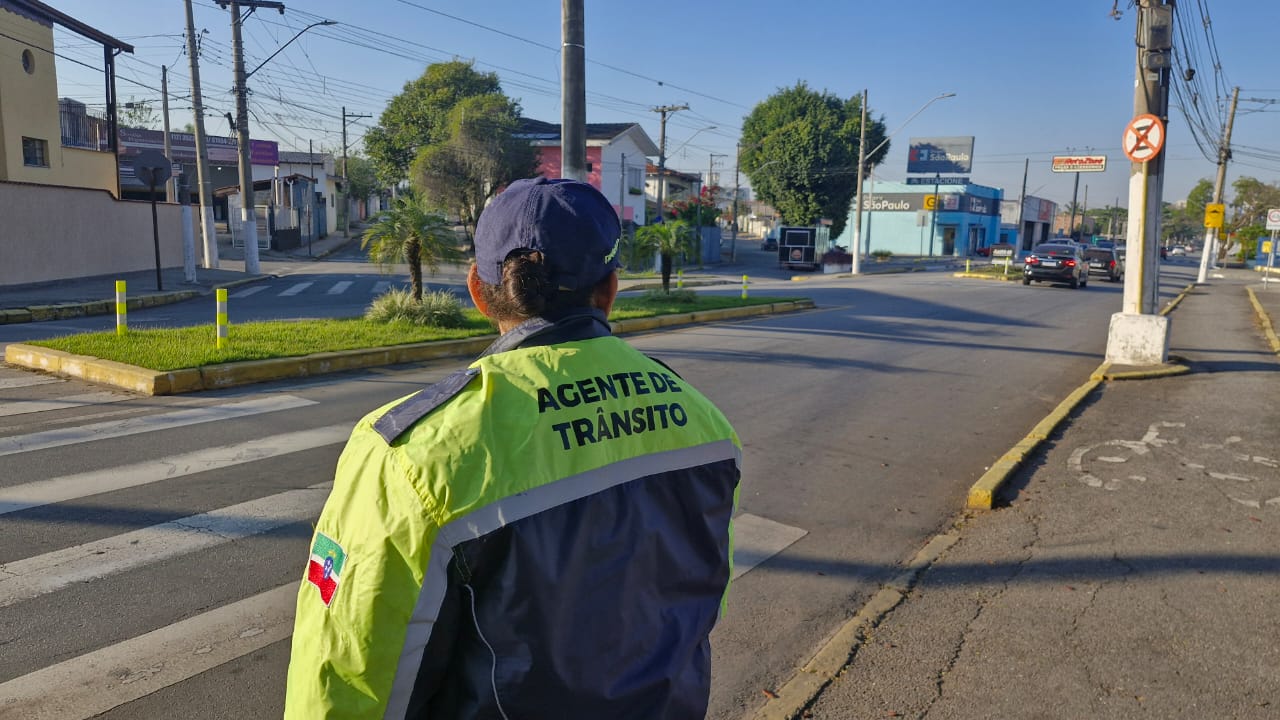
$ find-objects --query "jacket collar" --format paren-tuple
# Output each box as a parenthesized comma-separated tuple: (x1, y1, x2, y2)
(479, 308, 613, 358)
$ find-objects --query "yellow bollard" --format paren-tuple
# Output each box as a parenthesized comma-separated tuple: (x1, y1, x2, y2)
(216, 288, 228, 349)
(741, 274, 749, 299)
(966, 259, 971, 273)
(115, 280, 127, 336)
(677, 269, 683, 290)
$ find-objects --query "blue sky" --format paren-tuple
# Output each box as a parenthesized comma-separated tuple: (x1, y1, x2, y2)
(47, 0, 1280, 211)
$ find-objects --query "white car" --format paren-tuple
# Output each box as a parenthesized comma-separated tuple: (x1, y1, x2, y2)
(1170, 246, 1187, 256)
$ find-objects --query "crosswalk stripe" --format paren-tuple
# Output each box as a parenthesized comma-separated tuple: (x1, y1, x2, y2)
(229, 286, 267, 299)
(0, 376, 62, 390)
(0, 583, 297, 720)
(731, 512, 808, 581)
(372, 281, 390, 294)
(0, 423, 349, 516)
(0, 483, 330, 609)
(0, 395, 317, 459)
(326, 281, 353, 295)
(279, 282, 313, 296)
(0, 391, 130, 418)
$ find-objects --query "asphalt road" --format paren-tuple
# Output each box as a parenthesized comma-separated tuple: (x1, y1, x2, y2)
(0, 255, 1200, 719)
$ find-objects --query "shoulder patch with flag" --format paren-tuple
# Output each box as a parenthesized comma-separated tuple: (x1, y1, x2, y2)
(306, 532, 346, 607)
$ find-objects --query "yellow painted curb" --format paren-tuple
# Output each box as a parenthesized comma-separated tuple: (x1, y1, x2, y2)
(1160, 283, 1195, 317)
(952, 271, 1019, 282)
(1246, 286, 1280, 354)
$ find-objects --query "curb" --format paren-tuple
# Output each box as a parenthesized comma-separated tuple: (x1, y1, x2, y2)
(952, 271, 1020, 282)
(4, 300, 816, 395)
(0, 278, 271, 325)
(1246, 286, 1280, 354)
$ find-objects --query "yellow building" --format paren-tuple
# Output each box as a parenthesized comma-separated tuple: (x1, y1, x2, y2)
(0, 0, 132, 196)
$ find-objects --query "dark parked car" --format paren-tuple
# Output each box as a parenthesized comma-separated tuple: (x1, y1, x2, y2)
(1023, 243, 1089, 288)
(1084, 247, 1124, 282)
(760, 228, 778, 251)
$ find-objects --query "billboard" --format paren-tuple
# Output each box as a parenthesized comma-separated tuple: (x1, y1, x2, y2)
(118, 127, 279, 167)
(1051, 155, 1107, 173)
(907, 136, 974, 174)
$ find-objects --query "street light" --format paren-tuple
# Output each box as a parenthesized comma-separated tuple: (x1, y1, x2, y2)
(247, 20, 337, 80)
(852, 92, 955, 273)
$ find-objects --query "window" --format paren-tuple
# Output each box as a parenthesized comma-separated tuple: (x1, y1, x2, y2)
(22, 137, 48, 167)
(21, 49, 34, 74)
(628, 167, 643, 191)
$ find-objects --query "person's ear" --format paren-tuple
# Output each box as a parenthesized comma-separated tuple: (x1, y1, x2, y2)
(593, 270, 619, 317)
(467, 265, 493, 319)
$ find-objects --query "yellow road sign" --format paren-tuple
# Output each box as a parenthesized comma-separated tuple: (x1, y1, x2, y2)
(1204, 203, 1225, 229)
(924, 195, 938, 211)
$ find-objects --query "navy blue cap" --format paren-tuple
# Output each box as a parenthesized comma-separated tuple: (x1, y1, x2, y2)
(474, 177, 621, 291)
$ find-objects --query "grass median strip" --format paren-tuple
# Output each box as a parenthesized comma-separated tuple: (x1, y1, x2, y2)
(26, 294, 798, 372)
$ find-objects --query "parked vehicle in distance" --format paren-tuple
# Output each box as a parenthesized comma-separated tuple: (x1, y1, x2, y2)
(1023, 243, 1089, 288)
(1170, 246, 1187, 256)
(1084, 247, 1124, 282)
(760, 227, 779, 251)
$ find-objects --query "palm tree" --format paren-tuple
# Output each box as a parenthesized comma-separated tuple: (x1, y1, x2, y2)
(635, 220, 697, 293)
(361, 194, 462, 301)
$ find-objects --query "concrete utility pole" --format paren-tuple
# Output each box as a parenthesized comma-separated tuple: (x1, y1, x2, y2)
(851, 88, 868, 274)
(161, 65, 175, 203)
(731, 143, 741, 262)
(225, 0, 287, 275)
(184, 0, 218, 268)
(1068, 171, 1081, 239)
(651, 104, 688, 222)
(1016, 158, 1029, 250)
(560, 0, 586, 181)
(1106, 0, 1174, 366)
(342, 106, 370, 238)
(1197, 86, 1240, 283)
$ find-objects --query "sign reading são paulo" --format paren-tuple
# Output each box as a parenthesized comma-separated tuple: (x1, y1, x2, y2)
(907, 137, 975, 174)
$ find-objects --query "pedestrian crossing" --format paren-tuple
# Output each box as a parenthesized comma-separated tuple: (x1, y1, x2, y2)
(227, 278, 465, 300)
(0, 369, 806, 719)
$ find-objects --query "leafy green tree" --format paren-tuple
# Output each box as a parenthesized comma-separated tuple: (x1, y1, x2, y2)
(412, 93, 538, 242)
(1162, 202, 1197, 245)
(1185, 178, 1214, 224)
(1229, 177, 1280, 230)
(739, 83, 888, 238)
(364, 60, 505, 187)
(635, 220, 697, 293)
(361, 193, 463, 302)
(344, 155, 380, 204)
(120, 97, 160, 130)
(667, 186, 722, 226)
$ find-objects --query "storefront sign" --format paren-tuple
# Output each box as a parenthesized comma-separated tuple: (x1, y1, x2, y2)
(862, 193, 1000, 215)
(118, 127, 279, 166)
(1052, 155, 1107, 173)
(905, 176, 970, 185)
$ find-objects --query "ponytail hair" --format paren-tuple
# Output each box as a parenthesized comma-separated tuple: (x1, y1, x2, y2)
(474, 250, 596, 321)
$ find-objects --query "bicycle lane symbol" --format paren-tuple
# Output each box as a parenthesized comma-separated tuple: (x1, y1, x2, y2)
(1069, 420, 1280, 509)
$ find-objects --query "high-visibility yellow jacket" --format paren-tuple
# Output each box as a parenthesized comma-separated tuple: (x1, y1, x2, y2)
(285, 309, 741, 719)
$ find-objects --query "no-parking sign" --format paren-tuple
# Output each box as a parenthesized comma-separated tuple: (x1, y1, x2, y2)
(1266, 208, 1280, 231)
(1123, 114, 1165, 163)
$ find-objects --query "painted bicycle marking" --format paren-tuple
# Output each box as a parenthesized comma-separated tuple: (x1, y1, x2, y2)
(1070, 421, 1280, 509)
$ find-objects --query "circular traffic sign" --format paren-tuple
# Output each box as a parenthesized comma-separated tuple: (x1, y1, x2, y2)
(1123, 114, 1165, 163)
(1268, 208, 1280, 227)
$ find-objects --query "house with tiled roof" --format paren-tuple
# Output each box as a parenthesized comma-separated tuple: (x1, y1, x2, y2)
(517, 119, 658, 226)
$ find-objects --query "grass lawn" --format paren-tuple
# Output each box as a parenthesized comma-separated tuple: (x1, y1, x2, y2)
(28, 293, 800, 371)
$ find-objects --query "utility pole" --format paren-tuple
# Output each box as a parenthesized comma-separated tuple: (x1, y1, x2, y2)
(651, 104, 688, 222)
(560, 0, 586, 181)
(1015, 158, 1029, 250)
(342, 105, 371, 238)
(1068, 171, 1081, 239)
(224, 0, 287, 275)
(1082, 184, 1089, 239)
(161, 65, 175, 203)
(184, 0, 218, 268)
(731, 143, 741, 263)
(928, 172, 940, 256)
(1197, 86, 1240, 283)
(851, 88, 868, 274)
(1106, 0, 1174, 366)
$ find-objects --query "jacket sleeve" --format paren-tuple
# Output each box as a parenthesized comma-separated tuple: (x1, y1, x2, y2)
(283, 422, 446, 719)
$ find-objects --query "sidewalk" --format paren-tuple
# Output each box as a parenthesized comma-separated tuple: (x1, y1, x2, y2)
(764, 273, 1280, 719)
(0, 231, 355, 322)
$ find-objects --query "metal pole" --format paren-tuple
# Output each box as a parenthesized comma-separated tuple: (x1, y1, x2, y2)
(928, 173, 940, 256)
(560, 0, 586, 181)
(1068, 171, 1080, 240)
(308, 138, 314, 256)
(184, 0, 218, 269)
(652, 104, 688, 222)
(229, 0, 260, 273)
(851, 88, 868, 275)
(1016, 158, 1028, 250)
(150, 181, 163, 290)
(730, 144, 740, 263)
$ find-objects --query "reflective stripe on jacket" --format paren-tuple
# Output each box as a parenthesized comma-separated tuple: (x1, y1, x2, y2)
(285, 310, 741, 719)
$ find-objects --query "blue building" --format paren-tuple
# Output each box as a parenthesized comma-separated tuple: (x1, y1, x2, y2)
(838, 181, 1004, 257)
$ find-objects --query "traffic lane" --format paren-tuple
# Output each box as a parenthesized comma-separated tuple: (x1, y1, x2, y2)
(626, 275, 1119, 718)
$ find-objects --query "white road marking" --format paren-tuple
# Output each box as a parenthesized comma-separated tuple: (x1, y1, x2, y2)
(371, 281, 390, 294)
(731, 512, 808, 580)
(279, 282, 313, 296)
(0, 423, 349, 516)
(0, 376, 62, 390)
(0, 391, 130, 418)
(0, 395, 318, 459)
(0, 483, 330, 608)
(229, 286, 267, 299)
(326, 281, 353, 295)
(0, 583, 297, 720)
